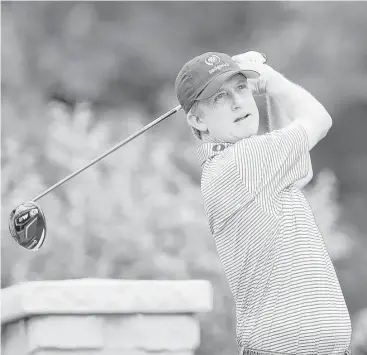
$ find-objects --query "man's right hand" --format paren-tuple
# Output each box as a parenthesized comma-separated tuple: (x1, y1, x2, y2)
(232, 51, 279, 96)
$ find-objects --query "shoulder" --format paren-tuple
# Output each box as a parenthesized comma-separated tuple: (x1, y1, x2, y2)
(234, 124, 307, 152)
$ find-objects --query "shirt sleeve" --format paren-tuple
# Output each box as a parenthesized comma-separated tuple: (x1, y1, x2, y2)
(233, 123, 310, 198)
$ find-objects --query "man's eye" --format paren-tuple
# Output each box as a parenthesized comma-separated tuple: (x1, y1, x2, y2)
(214, 93, 227, 102)
(237, 84, 247, 90)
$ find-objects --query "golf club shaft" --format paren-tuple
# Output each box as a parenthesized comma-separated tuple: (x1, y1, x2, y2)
(31, 105, 182, 202)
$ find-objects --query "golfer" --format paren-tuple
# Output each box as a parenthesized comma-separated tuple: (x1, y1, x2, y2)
(175, 51, 352, 355)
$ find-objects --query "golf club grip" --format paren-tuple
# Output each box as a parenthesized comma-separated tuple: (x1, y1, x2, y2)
(31, 105, 182, 202)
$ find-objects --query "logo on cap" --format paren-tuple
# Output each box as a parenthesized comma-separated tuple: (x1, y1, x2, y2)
(205, 55, 221, 66)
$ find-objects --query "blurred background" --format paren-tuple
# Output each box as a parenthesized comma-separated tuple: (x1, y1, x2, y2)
(1, 1, 367, 355)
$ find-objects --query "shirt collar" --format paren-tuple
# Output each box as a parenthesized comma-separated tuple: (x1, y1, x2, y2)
(196, 141, 234, 167)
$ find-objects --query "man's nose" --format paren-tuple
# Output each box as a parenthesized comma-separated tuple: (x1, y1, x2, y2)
(231, 92, 245, 110)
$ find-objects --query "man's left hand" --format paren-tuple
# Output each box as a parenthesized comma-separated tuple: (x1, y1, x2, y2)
(232, 51, 277, 96)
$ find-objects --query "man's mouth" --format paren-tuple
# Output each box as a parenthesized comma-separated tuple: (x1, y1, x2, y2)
(234, 114, 251, 122)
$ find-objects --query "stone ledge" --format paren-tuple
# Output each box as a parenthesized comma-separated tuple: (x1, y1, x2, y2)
(23, 314, 200, 352)
(33, 351, 193, 355)
(1, 279, 213, 325)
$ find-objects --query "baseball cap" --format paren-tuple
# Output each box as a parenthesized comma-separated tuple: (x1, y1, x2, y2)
(175, 52, 260, 113)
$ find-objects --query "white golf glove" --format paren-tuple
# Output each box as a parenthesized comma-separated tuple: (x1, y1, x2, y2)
(232, 51, 275, 96)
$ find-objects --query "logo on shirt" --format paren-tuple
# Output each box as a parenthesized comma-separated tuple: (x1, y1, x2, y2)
(204, 54, 221, 66)
(213, 144, 225, 152)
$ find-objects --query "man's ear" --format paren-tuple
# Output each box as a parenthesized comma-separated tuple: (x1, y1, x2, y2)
(187, 113, 208, 134)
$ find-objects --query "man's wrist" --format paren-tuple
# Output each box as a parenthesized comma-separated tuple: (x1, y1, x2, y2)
(250, 66, 284, 96)
(263, 66, 287, 95)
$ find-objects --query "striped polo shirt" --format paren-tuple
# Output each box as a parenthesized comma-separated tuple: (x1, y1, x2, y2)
(197, 124, 352, 355)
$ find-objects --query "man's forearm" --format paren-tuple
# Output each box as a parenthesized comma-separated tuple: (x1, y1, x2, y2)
(264, 68, 315, 187)
(264, 67, 331, 132)
(265, 95, 292, 132)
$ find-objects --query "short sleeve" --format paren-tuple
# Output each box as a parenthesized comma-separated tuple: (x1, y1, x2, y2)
(233, 124, 310, 198)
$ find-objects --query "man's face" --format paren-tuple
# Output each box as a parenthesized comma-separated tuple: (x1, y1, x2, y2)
(195, 74, 260, 143)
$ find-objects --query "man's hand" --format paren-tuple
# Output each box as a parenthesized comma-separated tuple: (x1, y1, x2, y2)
(232, 51, 278, 96)
(232, 50, 267, 67)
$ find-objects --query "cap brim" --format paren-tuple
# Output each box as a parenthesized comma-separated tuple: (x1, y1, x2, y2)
(197, 68, 260, 100)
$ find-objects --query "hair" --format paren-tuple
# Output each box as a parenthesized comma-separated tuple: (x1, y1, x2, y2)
(187, 101, 204, 140)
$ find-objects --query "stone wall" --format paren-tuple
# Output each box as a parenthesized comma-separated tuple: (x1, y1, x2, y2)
(1, 279, 213, 355)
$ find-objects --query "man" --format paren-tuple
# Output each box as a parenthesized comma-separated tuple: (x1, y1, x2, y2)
(175, 51, 352, 355)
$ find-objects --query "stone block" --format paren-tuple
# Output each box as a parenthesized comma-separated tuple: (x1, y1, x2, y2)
(27, 315, 103, 352)
(104, 314, 200, 350)
(1, 279, 213, 324)
(1, 319, 27, 355)
(1, 279, 213, 355)
(34, 352, 193, 355)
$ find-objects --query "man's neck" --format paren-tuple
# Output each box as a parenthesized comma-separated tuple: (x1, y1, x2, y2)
(201, 134, 222, 143)
(201, 133, 258, 144)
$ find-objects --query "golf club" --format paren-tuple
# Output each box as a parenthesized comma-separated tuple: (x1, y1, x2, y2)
(9, 105, 182, 251)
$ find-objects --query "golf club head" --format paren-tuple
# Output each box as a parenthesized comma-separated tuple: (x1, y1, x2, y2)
(9, 201, 47, 251)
